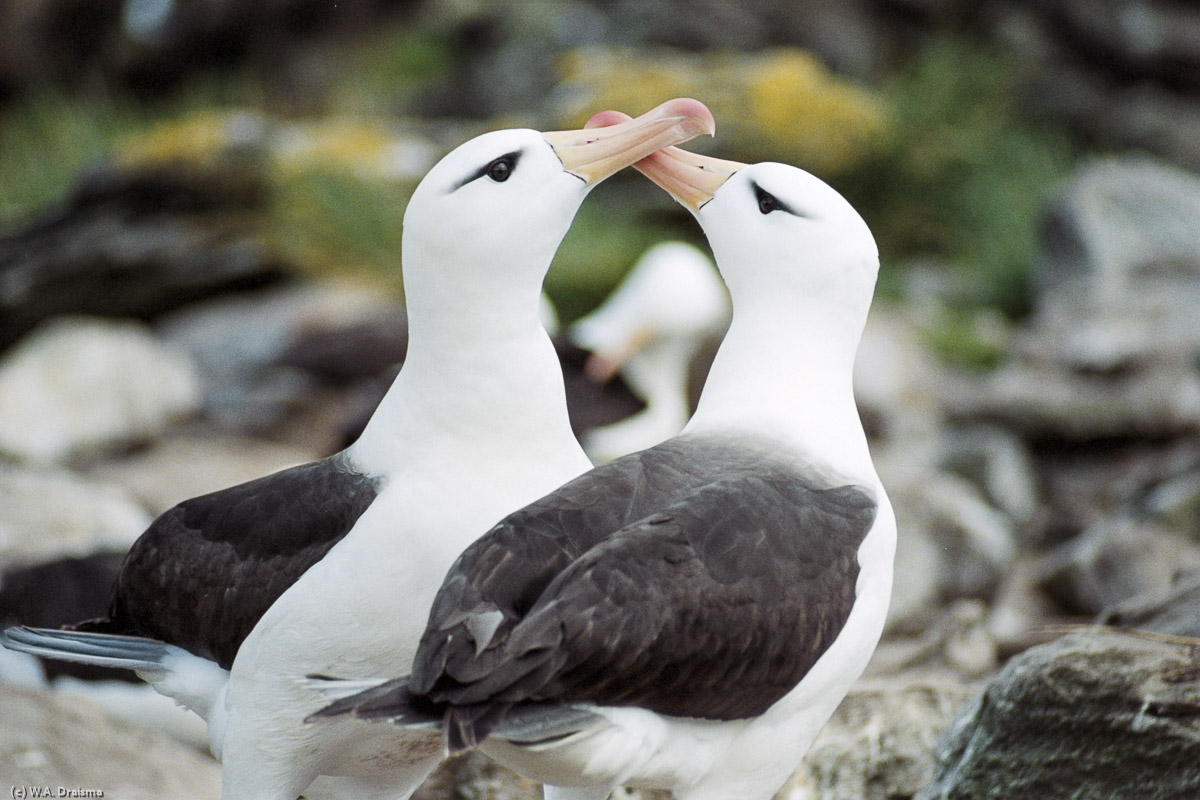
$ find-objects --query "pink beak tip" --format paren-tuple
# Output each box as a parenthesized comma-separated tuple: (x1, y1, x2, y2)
(584, 109, 634, 129)
(660, 98, 715, 134)
(584, 98, 714, 136)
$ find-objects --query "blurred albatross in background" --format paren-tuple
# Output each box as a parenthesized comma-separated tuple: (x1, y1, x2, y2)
(570, 240, 729, 463)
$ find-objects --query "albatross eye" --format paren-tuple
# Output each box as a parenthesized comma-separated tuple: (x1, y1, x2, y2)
(755, 185, 780, 215)
(487, 156, 514, 183)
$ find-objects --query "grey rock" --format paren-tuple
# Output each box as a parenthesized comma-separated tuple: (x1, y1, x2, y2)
(1035, 0, 1200, 88)
(987, 555, 1066, 657)
(413, 751, 542, 800)
(886, 0, 975, 20)
(885, 471, 1018, 634)
(1001, 1, 1200, 168)
(1034, 436, 1200, 544)
(1100, 571, 1200, 638)
(156, 282, 403, 432)
(1100, 82, 1200, 174)
(876, 601, 1001, 680)
(0, 163, 285, 351)
(782, 674, 979, 800)
(918, 630, 1200, 800)
(1141, 466, 1200, 540)
(943, 425, 1039, 530)
(947, 157, 1200, 444)
(0, 465, 149, 570)
(0, 0, 419, 102)
(1021, 58, 1200, 171)
(0, 0, 121, 97)
(1038, 517, 1200, 615)
(47, 676, 210, 753)
(1033, 156, 1200, 370)
(85, 432, 316, 516)
(945, 361, 1200, 440)
(0, 317, 201, 465)
(912, 473, 1018, 602)
(0, 683, 219, 798)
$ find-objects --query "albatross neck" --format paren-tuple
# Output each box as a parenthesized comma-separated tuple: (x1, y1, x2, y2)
(350, 256, 579, 476)
(685, 292, 875, 482)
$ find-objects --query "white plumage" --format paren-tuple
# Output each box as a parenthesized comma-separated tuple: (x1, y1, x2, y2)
(310, 132, 896, 800)
(3, 100, 715, 800)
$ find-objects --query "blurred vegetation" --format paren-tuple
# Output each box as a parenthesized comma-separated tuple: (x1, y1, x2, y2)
(0, 27, 451, 289)
(267, 166, 410, 286)
(0, 27, 1085, 340)
(842, 37, 1085, 318)
(550, 36, 1085, 325)
(553, 45, 887, 175)
(920, 306, 1010, 372)
(0, 92, 144, 222)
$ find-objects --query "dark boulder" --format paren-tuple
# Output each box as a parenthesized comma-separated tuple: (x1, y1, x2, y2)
(919, 630, 1200, 800)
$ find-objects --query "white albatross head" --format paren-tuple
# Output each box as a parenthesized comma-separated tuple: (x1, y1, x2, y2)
(401, 99, 716, 304)
(351, 100, 714, 473)
(585, 110, 882, 475)
(584, 110, 877, 340)
(633, 148, 879, 330)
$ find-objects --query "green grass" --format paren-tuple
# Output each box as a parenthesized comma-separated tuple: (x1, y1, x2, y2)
(0, 93, 142, 224)
(921, 307, 1009, 372)
(333, 27, 455, 115)
(843, 35, 1085, 318)
(0, 25, 451, 229)
(266, 167, 411, 285)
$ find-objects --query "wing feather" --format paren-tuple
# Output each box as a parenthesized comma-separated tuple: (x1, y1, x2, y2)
(82, 454, 380, 668)
(413, 435, 877, 724)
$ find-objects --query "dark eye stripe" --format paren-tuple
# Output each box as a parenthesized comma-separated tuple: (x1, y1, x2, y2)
(451, 150, 523, 192)
(750, 180, 804, 217)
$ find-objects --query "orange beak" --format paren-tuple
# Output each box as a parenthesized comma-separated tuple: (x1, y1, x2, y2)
(543, 98, 715, 186)
(585, 109, 746, 211)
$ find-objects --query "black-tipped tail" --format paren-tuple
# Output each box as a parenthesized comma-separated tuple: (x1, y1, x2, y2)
(304, 673, 519, 754)
(444, 702, 606, 752)
(304, 674, 443, 728)
(444, 703, 513, 753)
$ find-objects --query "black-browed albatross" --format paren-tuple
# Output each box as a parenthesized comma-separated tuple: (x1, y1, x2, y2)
(3, 98, 715, 800)
(569, 239, 728, 463)
(309, 123, 897, 800)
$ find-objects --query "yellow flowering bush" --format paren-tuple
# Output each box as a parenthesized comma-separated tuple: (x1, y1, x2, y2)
(553, 46, 887, 173)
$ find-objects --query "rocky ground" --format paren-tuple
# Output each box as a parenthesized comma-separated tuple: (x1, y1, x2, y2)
(4, 1, 1200, 798)
(2, 146, 1199, 798)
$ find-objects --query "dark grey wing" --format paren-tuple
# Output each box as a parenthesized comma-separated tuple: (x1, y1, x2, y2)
(412, 447, 666, 693)
(426, 470, 877, 722)
(412, 436, 746, 694)
(79, 454, 380, 669)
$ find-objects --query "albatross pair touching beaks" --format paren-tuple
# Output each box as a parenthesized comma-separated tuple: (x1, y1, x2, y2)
(2, 99, 716, 800)
(308, 118, 897, 800)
